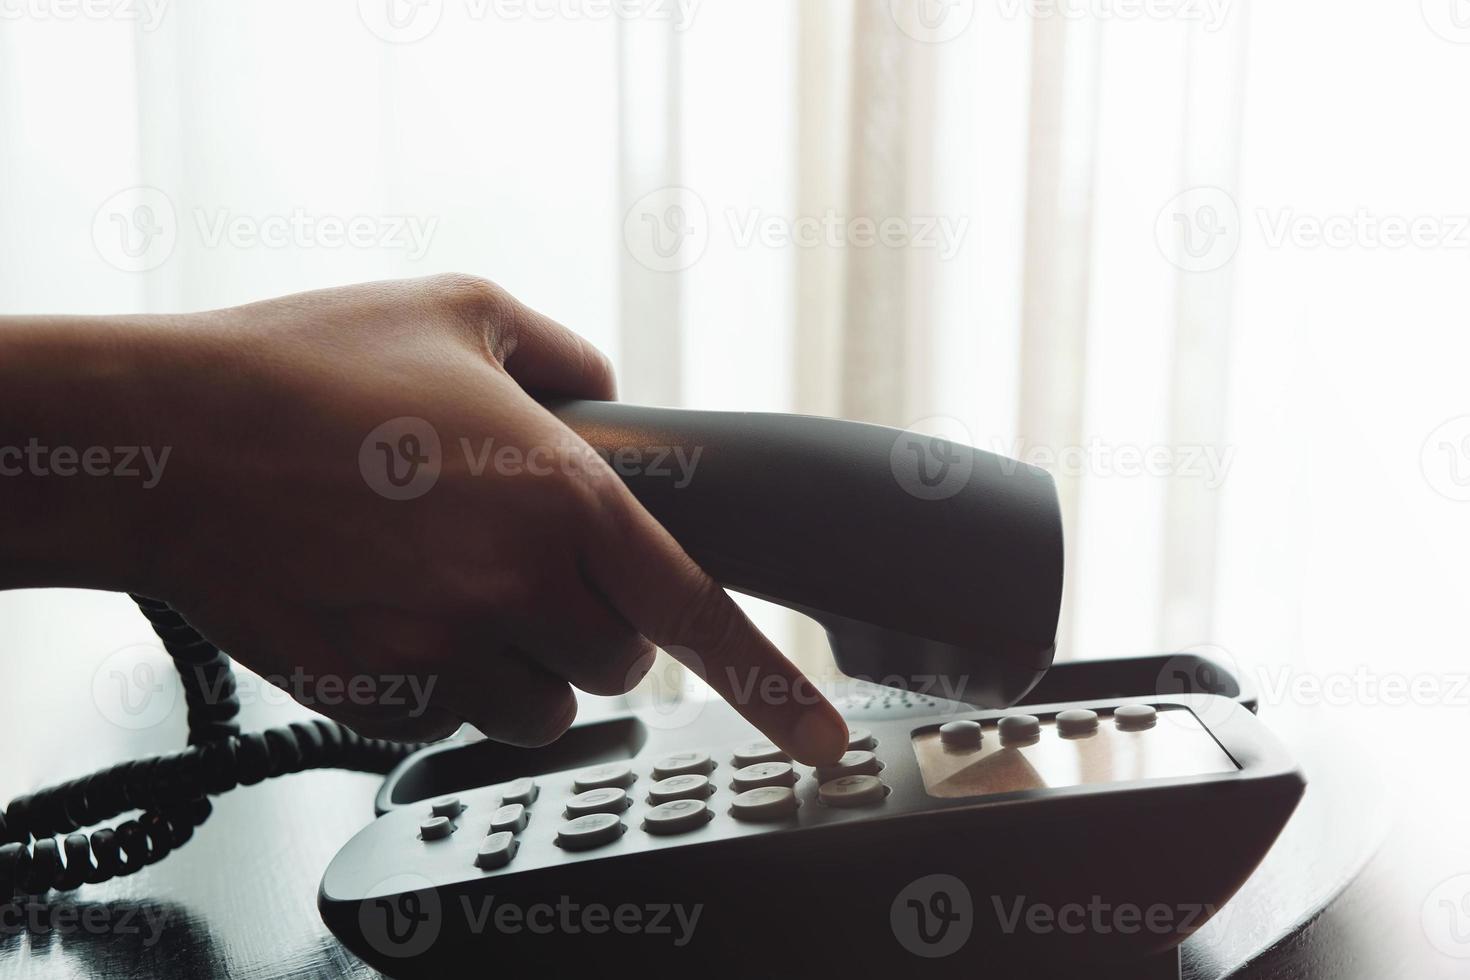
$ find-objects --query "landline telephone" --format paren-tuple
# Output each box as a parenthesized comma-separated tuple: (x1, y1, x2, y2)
(0, 403, 1304, 979)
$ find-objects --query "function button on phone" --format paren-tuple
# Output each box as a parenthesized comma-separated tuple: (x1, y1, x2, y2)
(565, 787, 632, 818)
(574, 764, 637, 792)
(730, 785, 799, 822)
(500, 778, 539, 806)
(429, 796, 465, 819)
(998, 714, 1041, 743)
(815, 750, 883, 783)
(419, 816, 455, 841)
(489, 803, 529, 834)
(648, 773, 715, 805)
(818, 774, 887, 808)
(732, 740, 790, 768)
(1056, 709, 1099, 737)
(642, 799, 714, 836)
(939, 720, 982, 748)
(475, 831, 519, 870)
(1115, 704, 1158, 731)
(730, 762, 798, 793)
(652, 751, 715, 780)
(556, 813, 625, 851)
(846, 728, 877, 751)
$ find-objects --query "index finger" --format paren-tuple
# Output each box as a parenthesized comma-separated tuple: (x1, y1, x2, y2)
(580, 482, 848, 766)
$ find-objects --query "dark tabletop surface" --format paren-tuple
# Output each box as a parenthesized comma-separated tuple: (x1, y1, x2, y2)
(2, 589, 1463, 979)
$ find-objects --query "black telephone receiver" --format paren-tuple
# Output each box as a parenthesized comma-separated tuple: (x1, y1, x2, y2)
(0, 403, 1064, 897)
(550, 401, 1064, 706)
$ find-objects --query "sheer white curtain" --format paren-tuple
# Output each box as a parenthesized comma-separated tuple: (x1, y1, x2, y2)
(2, 0, 1468, 714)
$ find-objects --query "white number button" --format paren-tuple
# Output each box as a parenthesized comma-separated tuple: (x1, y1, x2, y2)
(652, 751, 715, 780)
(555, 813, 624, 850)
(573, 764, 636, 792)
(643, 799, 714, 836)
(1115, 704, 1158, 731)
(814, 750, 882, 783)
(565, 787, 632, 818)
(730, 762, 798, 793)
(730, 786, 799, 822)
(818, 774, 887, 808)
(648, 773, 714, 805)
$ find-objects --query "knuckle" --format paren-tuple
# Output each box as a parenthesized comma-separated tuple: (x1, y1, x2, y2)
(566, 452, 622, 513)
(515, 686, 578, 747)
(575, 338, 617, 397)
(581, 639, 655, 696)
(430, 273, 517, 349)
(667, 573, 741, 653)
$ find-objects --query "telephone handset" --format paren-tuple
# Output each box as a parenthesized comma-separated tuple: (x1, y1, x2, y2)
(548, 400, 1065, 704)
(0, 403, 1064, 895)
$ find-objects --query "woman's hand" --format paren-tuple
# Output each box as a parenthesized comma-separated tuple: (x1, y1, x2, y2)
(0, 275, 848, 765)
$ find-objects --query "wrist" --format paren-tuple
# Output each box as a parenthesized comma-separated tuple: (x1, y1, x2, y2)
(0, 313, 206, 595)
